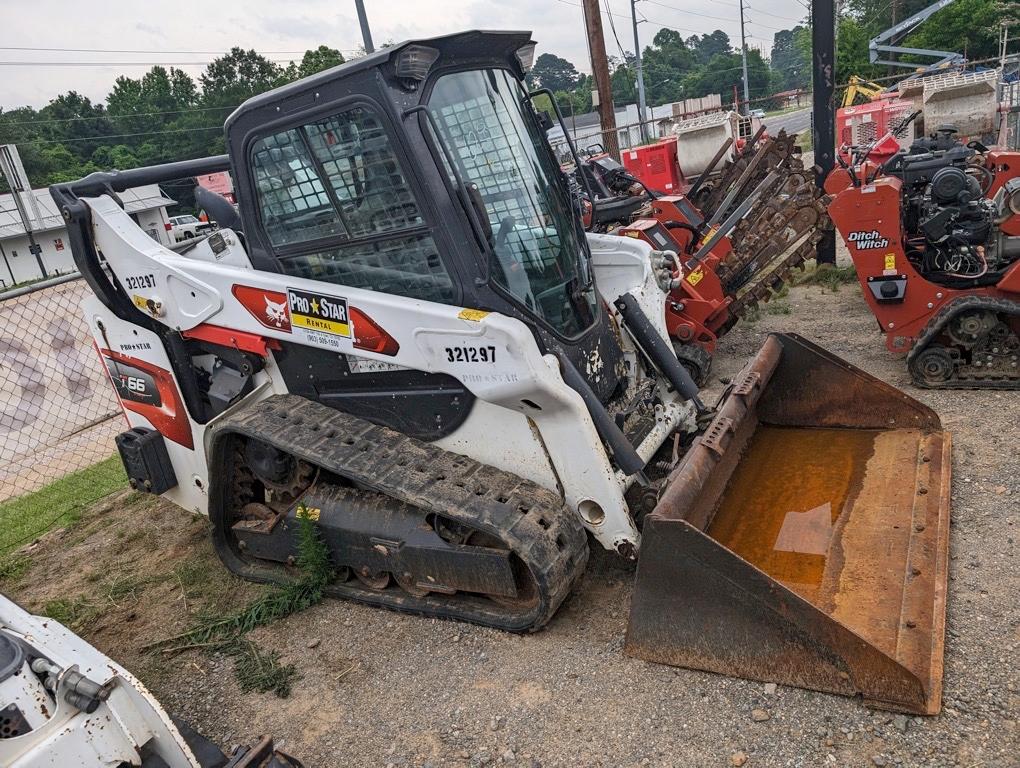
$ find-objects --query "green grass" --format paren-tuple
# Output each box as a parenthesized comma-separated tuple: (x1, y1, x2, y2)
(148, 506, 333, 698)
(43, 596, 104, 633)
(763, 298, 792, 315)
(40, 572, 157, 632)
(229, 640, 297, 697)
(0, 556, 30, 585)
(172, 556, 231, 605)
(795, 263, 859, 292)
(0, 455, 126, 558)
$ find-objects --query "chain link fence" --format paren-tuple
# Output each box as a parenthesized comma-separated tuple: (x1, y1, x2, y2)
(1001, 55, 1020, 150)
(0, 274, 122, 502)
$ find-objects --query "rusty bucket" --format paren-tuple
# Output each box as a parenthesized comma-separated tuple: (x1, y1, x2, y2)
(626, 333, 950, 714)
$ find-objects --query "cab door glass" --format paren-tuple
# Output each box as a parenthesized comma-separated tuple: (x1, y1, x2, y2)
(251, 128, 345, 245)
(428, 69, 597, 338)
(250, 105, 455, 303)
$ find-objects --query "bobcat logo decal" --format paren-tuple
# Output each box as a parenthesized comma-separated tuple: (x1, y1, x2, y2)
(264, 295, 289, 328)
(231, 285, 292, 332)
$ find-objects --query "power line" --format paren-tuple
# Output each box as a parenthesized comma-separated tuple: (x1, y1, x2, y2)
(20, 125, 223, 146)
(1, 105, 236, 127)
(639, 0, 793, 31)
(0, 60, 296, 67)
(0, 45, 361, 54)
(553, 0, 705, 35)
(641, 0, 744, 24)
(742, 5, 807, 22)
(604, 1, 633, 60)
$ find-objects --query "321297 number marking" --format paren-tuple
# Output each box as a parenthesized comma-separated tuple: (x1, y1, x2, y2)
(445, 345, 497, 363)
(125, 274, 155, 290)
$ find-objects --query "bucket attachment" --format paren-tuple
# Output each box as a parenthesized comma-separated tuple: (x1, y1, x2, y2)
(626, 333, 950, 714)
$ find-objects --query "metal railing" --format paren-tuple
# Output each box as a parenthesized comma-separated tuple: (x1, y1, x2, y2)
(0, 274, 121, 501)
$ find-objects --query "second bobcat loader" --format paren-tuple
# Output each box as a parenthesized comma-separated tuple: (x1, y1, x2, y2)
(52, 31, 951, 714)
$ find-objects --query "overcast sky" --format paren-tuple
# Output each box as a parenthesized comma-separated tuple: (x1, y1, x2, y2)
(0, 0, 810, 109)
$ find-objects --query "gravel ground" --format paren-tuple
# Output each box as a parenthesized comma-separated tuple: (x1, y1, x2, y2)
(7, 246, 1018, 767)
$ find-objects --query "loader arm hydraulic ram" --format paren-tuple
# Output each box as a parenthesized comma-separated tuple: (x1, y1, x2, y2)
(55, 30, 951, 712)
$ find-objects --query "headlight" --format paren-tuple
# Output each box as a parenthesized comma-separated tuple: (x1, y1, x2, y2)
(515, 43, 537, 74)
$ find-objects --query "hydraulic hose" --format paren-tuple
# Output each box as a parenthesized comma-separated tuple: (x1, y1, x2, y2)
(663, 221, 702, 254)
(554, 352, 647, 477)
(614, 292, 707, 414)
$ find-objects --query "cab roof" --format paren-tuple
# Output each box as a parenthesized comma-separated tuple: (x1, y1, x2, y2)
(223, 30, 534, 141)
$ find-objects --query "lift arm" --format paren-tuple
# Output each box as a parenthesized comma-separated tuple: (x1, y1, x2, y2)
(869, 0, 964, 71)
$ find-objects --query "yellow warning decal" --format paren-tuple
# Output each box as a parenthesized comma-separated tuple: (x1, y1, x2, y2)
(623, 230, 641, 238)
(701, 226, 718, 245)
(884, 253, 896, 271)
(131, 294, 163, 317)
(458, 308, 491, 322)
(686, 266, 705, 286)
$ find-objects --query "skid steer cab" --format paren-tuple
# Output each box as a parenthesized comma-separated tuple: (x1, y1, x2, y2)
(53, 30, 950, 714)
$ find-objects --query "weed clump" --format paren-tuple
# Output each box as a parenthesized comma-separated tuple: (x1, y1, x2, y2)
(146, 505, 333, 697)
(796, 263, 858, 292)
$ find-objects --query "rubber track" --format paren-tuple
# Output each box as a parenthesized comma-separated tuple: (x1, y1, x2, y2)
(907, 295, 1020, 390)
(207, 394, 590, 632)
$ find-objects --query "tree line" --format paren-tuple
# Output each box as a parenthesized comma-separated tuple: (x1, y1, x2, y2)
(0, 0, 1009, 188)
(530, 0, 1006, 115)
(0, 46, 347, 190)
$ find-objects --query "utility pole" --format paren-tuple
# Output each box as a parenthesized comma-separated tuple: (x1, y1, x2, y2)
(582, 0, 620, 158)
(630, 0, 649, 142)
(811, 0, 836, 265)
(354, 0, 375, 54)
(738, 0, 751, 115)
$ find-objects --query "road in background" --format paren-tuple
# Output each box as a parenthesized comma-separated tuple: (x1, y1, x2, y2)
(765, 106, 811, 137)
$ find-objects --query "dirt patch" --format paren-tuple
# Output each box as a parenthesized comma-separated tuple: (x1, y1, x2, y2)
(3, 488, 264, 693)
(4, 254, 1018, 767)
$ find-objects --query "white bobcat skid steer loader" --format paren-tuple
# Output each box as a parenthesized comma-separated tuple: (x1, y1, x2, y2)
(51, 31, 951, 714)
(0, 595, 297, 767)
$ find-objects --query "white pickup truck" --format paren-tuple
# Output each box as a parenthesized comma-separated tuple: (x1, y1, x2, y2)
(168, 214, 214, 242)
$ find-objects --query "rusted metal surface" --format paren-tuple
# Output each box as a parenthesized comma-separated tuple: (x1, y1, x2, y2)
(228, 735, 304, 767)
(626, 333, 951, 714)
(701, 134, 834, 330)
